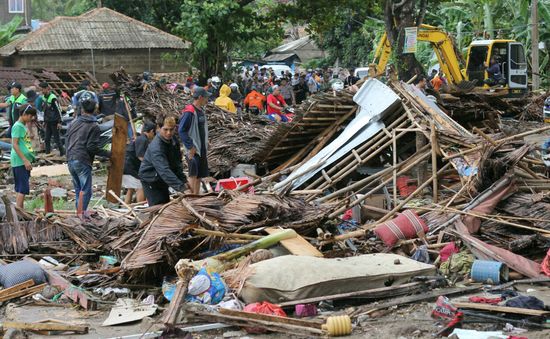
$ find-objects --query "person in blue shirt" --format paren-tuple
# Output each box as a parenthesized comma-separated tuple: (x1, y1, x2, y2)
(178, 87, 210, 195)
(484, 56, 505, 86)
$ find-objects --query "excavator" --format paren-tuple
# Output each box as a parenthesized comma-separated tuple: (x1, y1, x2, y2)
(372, 24, 528, 97)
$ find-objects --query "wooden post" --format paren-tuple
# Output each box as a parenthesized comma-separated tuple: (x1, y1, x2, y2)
(105, 113, 128, 203)
(415, 131, 427, 188)
(44, 188, 54, 213)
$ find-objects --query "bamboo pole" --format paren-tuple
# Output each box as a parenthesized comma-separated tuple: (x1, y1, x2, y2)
(374, 162, 451, 225)
(318, 144, 431, 204)
(430, 122, 438, 203)
(327, 149, 432, 218)
(392, 129, 398, 206)
(308, 122, 413, 201)
(444, 125, 550, 160)
(304, 114, 408, 191)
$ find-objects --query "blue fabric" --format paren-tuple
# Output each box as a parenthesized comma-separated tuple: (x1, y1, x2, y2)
(68, 159, 93, 210)
(13, 165, 30, 194)
(0, 140, 11, 151)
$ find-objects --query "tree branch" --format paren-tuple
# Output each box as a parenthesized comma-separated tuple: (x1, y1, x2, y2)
(416, 0, 427, 26)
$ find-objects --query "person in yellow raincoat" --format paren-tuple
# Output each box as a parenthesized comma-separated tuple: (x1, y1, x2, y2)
(214, 84, 236, 113)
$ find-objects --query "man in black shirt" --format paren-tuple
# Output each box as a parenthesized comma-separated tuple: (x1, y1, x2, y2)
(39, 82, 64, 156)
(122, 121, 156, 204)
(139, 116, 186, 206)
(98, 82, 118, 118)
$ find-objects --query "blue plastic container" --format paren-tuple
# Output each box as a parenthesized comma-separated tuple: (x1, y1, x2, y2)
(471, 260, 509, 284)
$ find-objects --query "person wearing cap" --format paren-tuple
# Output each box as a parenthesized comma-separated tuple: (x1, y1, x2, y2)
(66, 95, 111, 214)
(178, 87, 210, 195)
(71, 80, 98, 116)
(98, 82, 118, 118)
(122, 121, 156, 204)
(0, 82, 28, 132)
(139, 115, 186, 205)
(39, 82, 64, 156)
(11, 104, 37, 209)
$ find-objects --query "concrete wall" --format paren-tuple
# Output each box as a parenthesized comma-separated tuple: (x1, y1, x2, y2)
(4, 48, 188, 82)
(0, 0, 32, 28)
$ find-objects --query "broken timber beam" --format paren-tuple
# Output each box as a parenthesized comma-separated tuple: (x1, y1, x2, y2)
(105, 113, 128, 203)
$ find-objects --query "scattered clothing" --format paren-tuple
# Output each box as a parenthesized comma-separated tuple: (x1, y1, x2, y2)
(468, 296, 502, 305)
(505, 296, 545, 310)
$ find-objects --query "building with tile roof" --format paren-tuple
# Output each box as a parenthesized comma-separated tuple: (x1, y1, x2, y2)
(0, 7, 189, 81)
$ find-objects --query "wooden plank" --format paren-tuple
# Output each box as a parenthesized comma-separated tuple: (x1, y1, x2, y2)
(0, 283, 46, 302)
(453, 302, 550, 316)
(265, 227, 323, 257)
(1, 321, 88, 334)
(31, 164, 70, 177)
(352, 285, 482, 317)
(105, 113, 128, 203)
(0, 280, 34, 297)
(278, 280, 431, 307)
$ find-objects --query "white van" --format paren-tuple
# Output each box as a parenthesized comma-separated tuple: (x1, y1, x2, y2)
(266, 64, 294, 77)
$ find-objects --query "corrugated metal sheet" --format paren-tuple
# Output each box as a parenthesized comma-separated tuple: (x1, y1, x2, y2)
(271, 36, 311, 53)
(0, 7, 188, 56)
(263, 53, 296, 62)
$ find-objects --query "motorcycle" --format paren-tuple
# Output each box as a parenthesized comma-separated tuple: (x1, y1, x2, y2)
(60, 105, 113, 151)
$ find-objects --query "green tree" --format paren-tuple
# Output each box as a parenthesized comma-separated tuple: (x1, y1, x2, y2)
(277, 0, 382, 68)
(32, 0, 95, 20)
(174, 0, 283, 80)
(0, 17, 23, 47)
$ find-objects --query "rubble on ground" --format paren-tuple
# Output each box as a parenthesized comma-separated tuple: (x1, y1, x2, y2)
(1, 75, 550, 338)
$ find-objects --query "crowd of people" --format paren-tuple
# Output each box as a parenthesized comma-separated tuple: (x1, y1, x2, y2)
(175, 65, 358, 122)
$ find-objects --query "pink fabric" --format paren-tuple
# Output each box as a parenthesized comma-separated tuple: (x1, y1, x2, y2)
(462, 183, 516, 233)
(439, 242, 459, 262)
(456, 220, 542, 278)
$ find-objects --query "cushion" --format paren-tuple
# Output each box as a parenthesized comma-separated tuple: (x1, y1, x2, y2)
(0, 260, 47, 288)
(374, 210, 428, 247)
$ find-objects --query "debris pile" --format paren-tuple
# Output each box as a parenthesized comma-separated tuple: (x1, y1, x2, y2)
(2, 76, 550, 337)
(112, 70, 277, 174)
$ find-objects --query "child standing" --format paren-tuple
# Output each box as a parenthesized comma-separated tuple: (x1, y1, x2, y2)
(11, 104, 37, 208)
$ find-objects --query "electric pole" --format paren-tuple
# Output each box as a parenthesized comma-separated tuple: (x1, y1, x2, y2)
(532, 0, 540, 91)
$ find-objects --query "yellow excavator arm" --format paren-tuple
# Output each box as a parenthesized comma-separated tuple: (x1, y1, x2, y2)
(373, 25, 466, 85)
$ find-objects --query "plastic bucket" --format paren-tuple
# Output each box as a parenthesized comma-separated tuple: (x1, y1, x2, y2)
(471, 260, 509, 284)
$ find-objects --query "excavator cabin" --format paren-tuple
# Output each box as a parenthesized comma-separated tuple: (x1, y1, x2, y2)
(466, 40, 528, 96)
